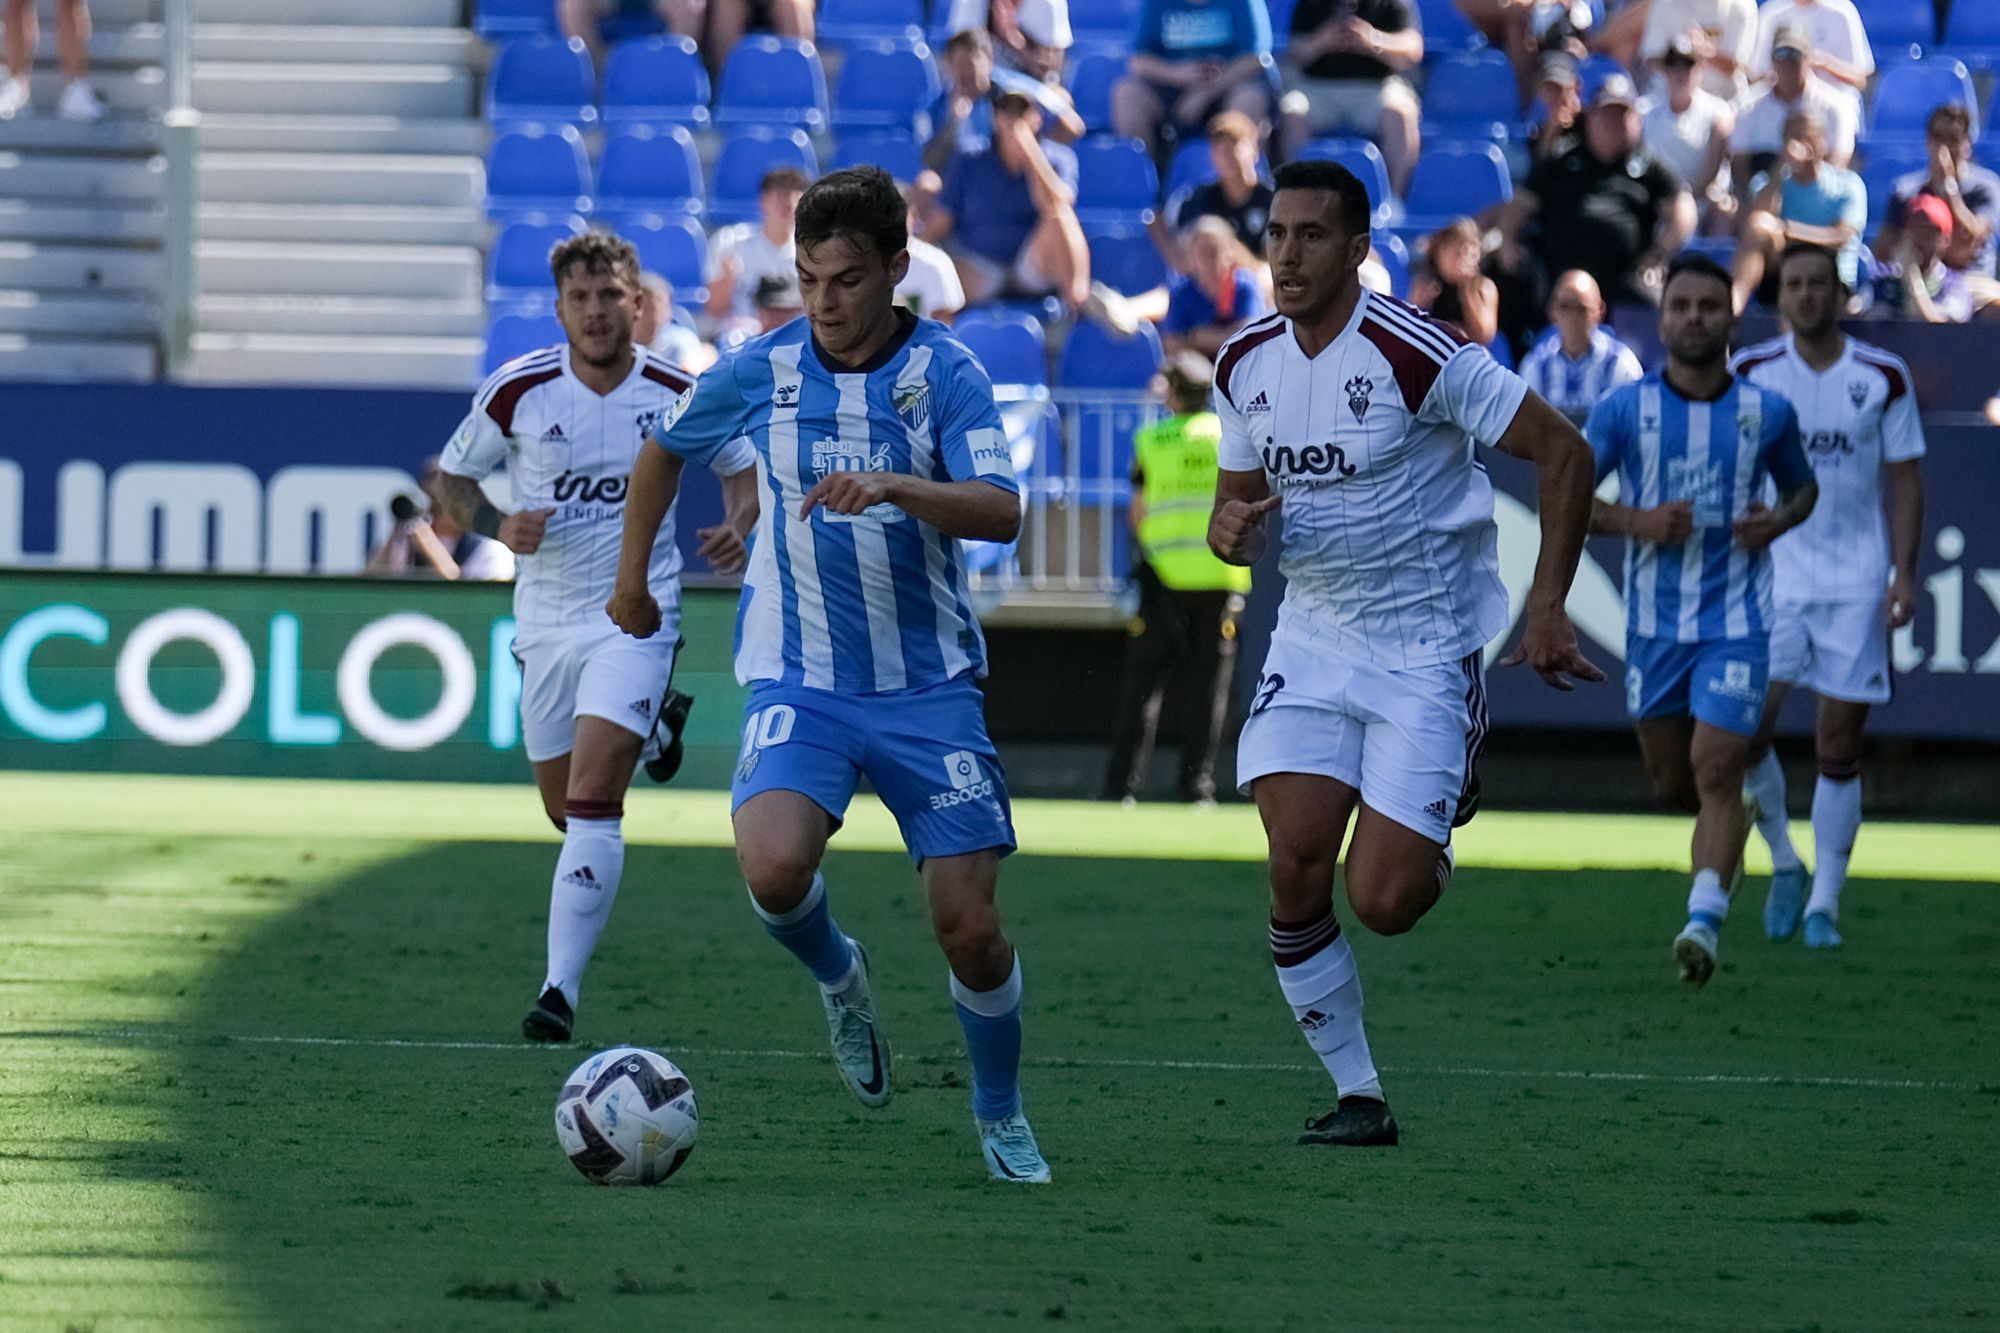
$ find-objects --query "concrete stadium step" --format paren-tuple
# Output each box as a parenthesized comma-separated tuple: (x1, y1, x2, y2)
(27, 67, 165, 116)
(197, 114, 486, 156)
(192, 63, 472, 117)
(0, 334, 156, 381)
(0, 197, 163, 244)
(199, 294, 487, 337)
(198, 240, 481, 301)
(0, 289, 157, 336)
(198, 153, 482, 208)
(0, 152, 164, 202)
(0, 242, 161, 292)
(186, 332, 481, 389)
(86, 0, 160, 25)
(194, 0, 461, 25)
(0, 118, 163, 155)
(198, 201, 482, 247)
(65, 24, 478, 66)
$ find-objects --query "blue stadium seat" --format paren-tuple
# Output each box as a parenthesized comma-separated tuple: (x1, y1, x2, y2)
(487, 217, 586, 305)
(1855, 0, 1940, 55)
(626, 215, 710, 302)
(1942, 1, 2000, 65)
(1266, 0, 1297, 55)
(475, 0, 556, 39)
(1058, 318, 1163, 389)
(485, 126, 593, 218)
(1068, 0, 1144, 44)
(1065, 51, 1123, 135)
(1401, 140, 1510, 230)
(595, 126, 703, 216)
(485, 36, 598, 130)
(1420, 49, 1515, 143)
(816, 0, 925, 48)
(714, 36, 830, 131)
(1085, 227, 1168, 296)
(1073, 137, 1160, 228)
(1870, 58, 1978, 145)
(1415, 0, 1483, 52)
(831, 131, 926, 182)
(601, 36, 711, 129)
(1373, 231, 1410, 299)
(953, 308, 1048, 386)
(1860, 152, 1925, 229)
(1298, 137, 1395, 227)
(1164, 140, 1219, 199)
(708, 129, 820, 224)
(485, 312, 565, 375)
(831, 40, 940, 134)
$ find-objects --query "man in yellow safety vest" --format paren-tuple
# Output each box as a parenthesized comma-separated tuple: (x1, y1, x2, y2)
(1102, 351, 1254, 804)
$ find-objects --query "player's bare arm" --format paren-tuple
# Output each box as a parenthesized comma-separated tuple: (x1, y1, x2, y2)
(606, 441, 686, 639)
(1885, 458, 1924, 628)
(697, 466, 761, 576)
(1206, 467, 1279, 567)
(1732, 479, 1819, 552)
(798, 472, 1021, 543)
(1491, 392, 1608, 689)
(1590, 496, 1695, 543)
(431, 468, 552, 555)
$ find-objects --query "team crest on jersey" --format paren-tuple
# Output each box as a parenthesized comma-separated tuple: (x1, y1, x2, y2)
(634, 408, 663, 440)
(1847, 379, 1869, 409)
(772, 382, 801, 410)
(1344, 374, 1373, 424)
(893, 382, 931, 433)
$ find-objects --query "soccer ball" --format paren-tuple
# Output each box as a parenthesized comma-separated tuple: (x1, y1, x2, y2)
(554, 1047, 699, 1185)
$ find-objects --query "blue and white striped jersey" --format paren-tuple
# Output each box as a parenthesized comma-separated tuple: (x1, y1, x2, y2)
(1587, 371, 1813, 644)
(650, 312, 1019, 693)
(1518, 326, 1645, 428)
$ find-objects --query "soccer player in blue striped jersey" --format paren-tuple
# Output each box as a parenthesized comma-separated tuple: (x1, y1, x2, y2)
(1586, 253, 1818, 986)
(607, 167, 1050, 1184)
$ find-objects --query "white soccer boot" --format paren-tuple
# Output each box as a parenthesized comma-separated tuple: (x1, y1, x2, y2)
(1673, 919, 1719, 986)
(822, 938, 891, 1108)
(976, 1111, 1052, 1183)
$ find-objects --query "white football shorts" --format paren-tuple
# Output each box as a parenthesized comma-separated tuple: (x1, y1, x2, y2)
(1235, 631, 1488, 845)
(516, 615, 681, 763)
(1768, 597, 1892, 705)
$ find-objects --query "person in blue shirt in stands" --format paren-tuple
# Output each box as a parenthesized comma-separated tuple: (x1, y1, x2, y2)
(923, 90, 1092, 313)
(1113, 0, 1277, 159)
(1161, 216, 1271, 357)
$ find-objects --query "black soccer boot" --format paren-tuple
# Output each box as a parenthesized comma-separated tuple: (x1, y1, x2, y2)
(643, 688, 695, 784)
(1298, 1095, 1400, 1147)
(522, 986, 574, 1043)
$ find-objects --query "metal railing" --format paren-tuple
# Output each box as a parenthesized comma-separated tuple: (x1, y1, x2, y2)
(159, 0, 199, 375)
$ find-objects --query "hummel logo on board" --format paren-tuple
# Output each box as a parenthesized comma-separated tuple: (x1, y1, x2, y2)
(1246, 391, 1271, 413)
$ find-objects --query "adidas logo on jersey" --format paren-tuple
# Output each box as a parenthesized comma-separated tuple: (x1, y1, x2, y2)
(630, 697, 653, 716)
(1245, 390, 1271, 413)
(541, 423, 568, 444)
(562, 866, 600, 889)
(1424, 798, 1448, 819)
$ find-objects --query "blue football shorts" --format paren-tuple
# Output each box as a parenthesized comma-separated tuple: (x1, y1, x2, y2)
(1623, 635, 1770, 737)
(730, 677, 1017, 865)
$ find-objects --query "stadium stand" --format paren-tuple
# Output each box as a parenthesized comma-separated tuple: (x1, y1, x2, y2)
(1072, 137, 1160, 228)
(1058, 318, 1164, 390)
(831, 131, 925, 181)
(474, 0, 556, 40)
(1401, 140, 1512, 232)
(952, 306, 1048, 387)
(1869, 57, 1980, 149)
(1065, 50, 1122, 134)
(594, 125, 705, 216)
(1297, 137, 1396, 227)
(626, 214, 710, 301)
(600, 35, 712, 129)
(706, 129, 819, 225)
(486, 216, 586, 306)
(815, 0, 926, 50)
(1419, 48, 1517, 144)
(1855, 0, 1940, 55)
(829, 40, 940, 135)
(713, 36, 829, 132)
(485, 126, 594, 219)
(484, 34, 597, 129)
(1085, 227, 1169, 297)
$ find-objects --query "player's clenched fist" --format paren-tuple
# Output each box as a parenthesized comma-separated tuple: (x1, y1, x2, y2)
(605, 583, 662, 639)
(498, 506, 553, 555)
(1209, 493, 1281, 565)
(696, 523, 748, 575)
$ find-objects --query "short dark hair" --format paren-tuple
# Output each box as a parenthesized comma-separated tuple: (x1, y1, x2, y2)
(1271, 159, 1371, 236)
(1775, 240, 1844, 290)
(795, 166, 908, 263)
(1928, 102, 1973, 143)
(549, 229, 639, 289)
(945, 27, 991, 55)
(1663, 250, 1732, 299)
(760, 166, 811, 196)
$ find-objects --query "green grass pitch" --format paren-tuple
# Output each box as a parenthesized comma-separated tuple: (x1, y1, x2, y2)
(1, 772, 1996, 1331)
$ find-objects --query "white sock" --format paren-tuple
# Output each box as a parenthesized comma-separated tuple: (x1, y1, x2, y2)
(1744, 750, 1802, 871)
(1686, 868, 1730, 927)
(1807, 774, 1862, 920)
(1271, 912, 1382, 1101)
(543, 808, 626, 1005)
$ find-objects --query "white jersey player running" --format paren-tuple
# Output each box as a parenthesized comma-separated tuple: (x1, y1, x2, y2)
(1729, 242, 1926, 950)
(434, 232, 758, 1042)
(1207, 160, 1603, 1148)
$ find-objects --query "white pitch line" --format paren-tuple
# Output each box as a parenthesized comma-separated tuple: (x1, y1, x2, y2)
(0, 1028, 1980, 1093)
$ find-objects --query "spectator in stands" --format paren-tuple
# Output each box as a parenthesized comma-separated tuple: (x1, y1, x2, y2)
(896, 182, 968, 320)
(1880, 105, 2000, 280)
(1518, 269, 1644, 427)
(636, 272, 716, 371)
(925, 28, 1083, 176)
(1639, 0, 1757, 102)
(365, 458, 516, 583)
(926, 90, 1091, 312)
(753, 272, 804, 332)
(1591, 0, 1651, 71)
(1170, 111, 1273, 258)
(705, 166, 808, 341)
(1749, 0, 1871, 115)
(1455, 0, 1594, 108)
(1730, 108, 1864, 313)
(1160, 216, 1270, 356)
(705, 0, 814, 76)
(1113, 0, 1277, 160)
(564, 0, 705, 69)
(1411, 217, 1500, 347)
(1278, 0, 1422, 194)
(1101, 351, 1246, 807)
(0, 0, 104, 121)
(1529, 51, 1584, 165)
(945, 0, 1077, 84)
(1640, 32, 1735, 232)
(1495, 74, 1694, 315)
(1732, 22, 1855, 175)
(1874, 194, 1974, 324)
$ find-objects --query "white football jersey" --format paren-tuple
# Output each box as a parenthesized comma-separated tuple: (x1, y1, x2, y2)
(1731, 334, 1925, 604)
(440, 344, 755, 634)
(1215, 292, 1531, 670)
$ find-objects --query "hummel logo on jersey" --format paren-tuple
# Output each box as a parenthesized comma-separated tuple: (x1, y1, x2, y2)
(1245, 390, 1271, 413)
(1345, 374, 1374, 424)
(541, 423, 567, 444)
(772, 382, 800, 409)
(1298, 1009, 1330, 1031)
(630, 697, 652, 716)
(562, 866, 600, 889)
(1424, 798, 1449, 819)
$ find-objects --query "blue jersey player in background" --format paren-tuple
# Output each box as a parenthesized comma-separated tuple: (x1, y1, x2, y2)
(607, 167, 1050, 1184)
(1586, 253, 1818, 989)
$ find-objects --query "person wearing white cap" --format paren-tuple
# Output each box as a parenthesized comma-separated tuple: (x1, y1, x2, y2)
(1638, 0, 1757, 103)
(1749, 0, 1872, 109)
(1732, 21, 1855, 175)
